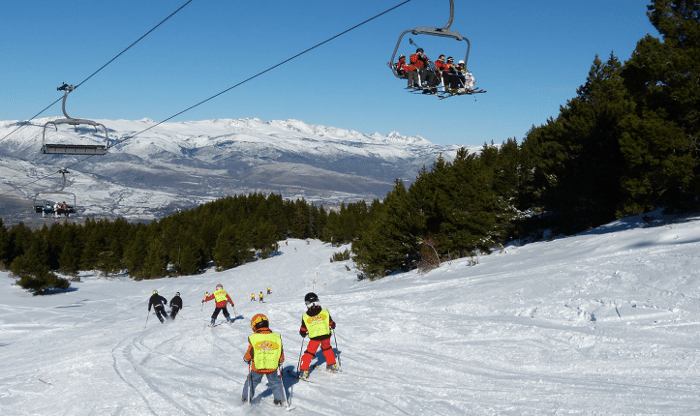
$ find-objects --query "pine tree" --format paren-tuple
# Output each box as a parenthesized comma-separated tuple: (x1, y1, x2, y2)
(621, 0, 700, 211)
(0, 218, 9, 269)
(141, 236, 168, 279)
(213, 224, 253, 271)
(353, 180, 417, 278)
(11, 234, 69, 294)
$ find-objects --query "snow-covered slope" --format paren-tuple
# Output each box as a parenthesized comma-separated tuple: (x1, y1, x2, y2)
(0, 118, 478, 222)
(1, 213, 700, 415)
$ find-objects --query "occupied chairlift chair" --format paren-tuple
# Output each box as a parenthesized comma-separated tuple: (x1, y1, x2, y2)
(32, 168, 77, 218)
(388, 0, 485, 97)
(41, 84, 109, 155)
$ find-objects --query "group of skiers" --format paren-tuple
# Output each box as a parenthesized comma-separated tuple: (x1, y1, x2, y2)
(396, 47, 476, 94)
(42, 201, 71, 218)
(148, 285, 339, 408)
(250, 286, 271, 303)
(243, 291, 339, 407)
(147, 290, 182, 323)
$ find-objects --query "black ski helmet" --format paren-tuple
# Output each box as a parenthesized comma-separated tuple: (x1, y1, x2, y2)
(416, 47, 424, 53)
(304, 292, 319, 305)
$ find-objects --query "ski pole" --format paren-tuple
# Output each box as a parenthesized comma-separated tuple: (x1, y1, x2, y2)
(279, 366, 291, 409)
(144, 310, 150, 328)
(332, 329, 342, 370)
(248, 362, 253, 407)
(296, 337, 306, 374)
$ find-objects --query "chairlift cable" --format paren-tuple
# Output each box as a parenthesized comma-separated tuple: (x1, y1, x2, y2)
(106, 0, 415, 150)
(57, 0, 415, 163)
(0, 0, 195, 146)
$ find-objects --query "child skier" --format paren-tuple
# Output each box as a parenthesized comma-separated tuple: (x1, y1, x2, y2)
(242, 314, 287, 407)
(267, 286, 271, 295)
(250, 293, 255, 302)
(202, 284, 235, 326)
(298, 292, 338, 378)
(169, 292, 182, 319)
(259, 291, 264, 303)
(148, 290, 168, 323)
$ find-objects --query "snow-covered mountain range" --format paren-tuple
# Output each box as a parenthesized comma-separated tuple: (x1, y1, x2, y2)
(0, 118, 479, 223)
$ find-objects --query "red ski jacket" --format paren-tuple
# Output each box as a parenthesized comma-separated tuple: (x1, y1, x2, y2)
(410, 53, 427, 69)
(434, 59, 449, 73)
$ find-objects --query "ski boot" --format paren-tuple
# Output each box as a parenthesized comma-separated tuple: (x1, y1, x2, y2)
(298, 370, 309, 379)
(210, 318, 216, 327)
(326, 363, 339, 373)
(273, 399, 285, 407)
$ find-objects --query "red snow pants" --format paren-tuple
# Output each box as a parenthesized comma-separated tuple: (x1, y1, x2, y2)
(300, 338, 336, 371)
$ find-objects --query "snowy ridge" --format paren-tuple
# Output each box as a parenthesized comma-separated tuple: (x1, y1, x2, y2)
(0, 118, 477, 221)
(1, 213, 700, 414)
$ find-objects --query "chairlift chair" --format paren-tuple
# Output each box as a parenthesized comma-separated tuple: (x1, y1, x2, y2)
(32, 168, 77, 218)
(388, 0, 486, 97)
(41, 84, 109, 155)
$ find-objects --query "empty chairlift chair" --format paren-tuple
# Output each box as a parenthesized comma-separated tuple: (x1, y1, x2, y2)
(41, 84, 110, 155)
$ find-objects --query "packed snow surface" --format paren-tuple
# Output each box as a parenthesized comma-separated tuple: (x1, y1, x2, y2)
(2, 214, 700, 415)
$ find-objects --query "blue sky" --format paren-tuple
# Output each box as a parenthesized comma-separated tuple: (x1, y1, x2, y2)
(1, 0, 657, 146)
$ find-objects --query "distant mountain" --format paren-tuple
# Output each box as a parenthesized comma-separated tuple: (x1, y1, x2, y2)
(0, 117, 479, 223)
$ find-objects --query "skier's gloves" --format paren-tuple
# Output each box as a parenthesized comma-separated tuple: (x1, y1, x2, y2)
(299, 330, 307, 338)
(244, 359, 251, 364)
(330, 322, 336, 329)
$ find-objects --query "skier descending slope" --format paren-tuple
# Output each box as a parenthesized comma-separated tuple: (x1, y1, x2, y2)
(202, 284, 235, 326)
(169, 292, 182, 319)
(242, 314, 287, 407)
(298, 292, 338, 379)
(148, 290, 168, 323)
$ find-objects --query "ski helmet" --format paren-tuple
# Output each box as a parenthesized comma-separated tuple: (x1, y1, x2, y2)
(250, 313, 269, 332)
(416, 47, 423, 53)
(304, 292, 319, 306)
(399, 54, 405, 59)
(153, 290, 158, 295)
(216, 284, 223, 290)
(176, 292, 180, 296)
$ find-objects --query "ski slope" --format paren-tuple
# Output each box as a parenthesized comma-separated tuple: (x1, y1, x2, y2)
(2, 214, 700, 415)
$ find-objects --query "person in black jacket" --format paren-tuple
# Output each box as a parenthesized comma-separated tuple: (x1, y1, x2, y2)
(170, 292, 183, 319)
(148, 290, 168, 323)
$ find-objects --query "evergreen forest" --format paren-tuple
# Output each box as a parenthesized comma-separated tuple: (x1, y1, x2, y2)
(1, 0, 698, 292)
